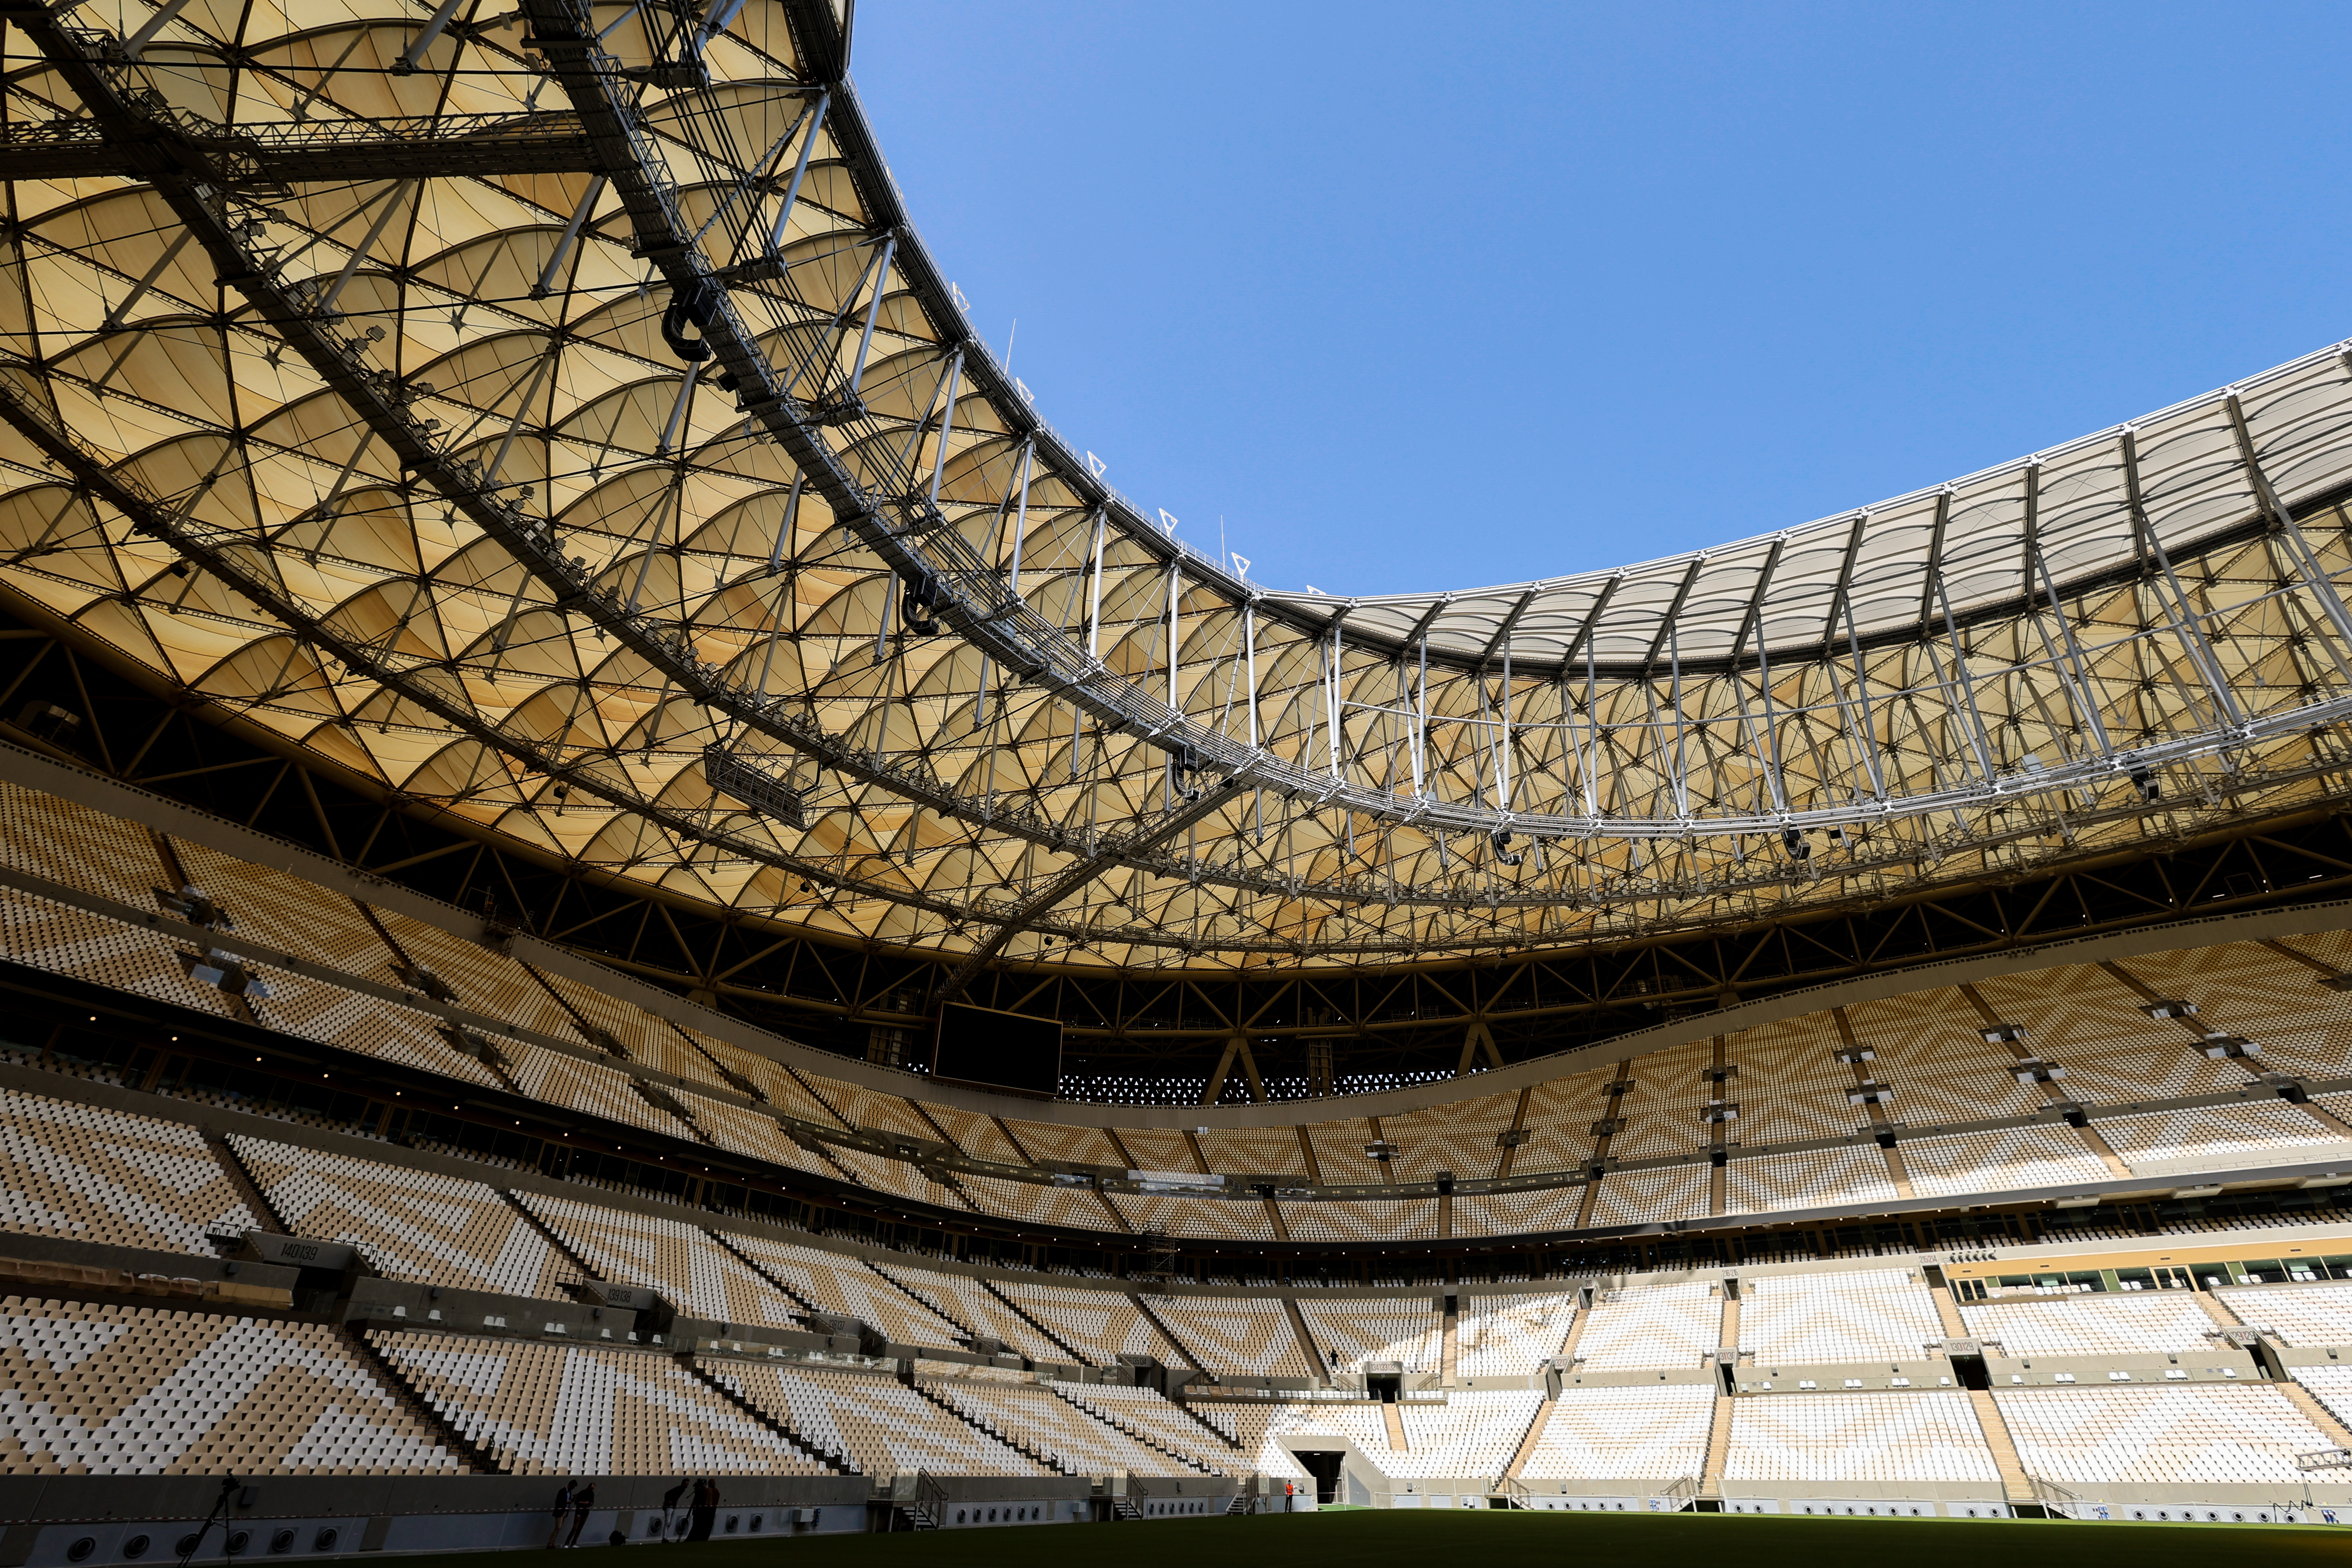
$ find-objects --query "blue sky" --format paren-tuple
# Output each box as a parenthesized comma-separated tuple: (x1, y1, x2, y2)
(855, 2, 2352, 598)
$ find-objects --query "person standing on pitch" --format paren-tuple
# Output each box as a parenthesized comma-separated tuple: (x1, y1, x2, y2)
(546, 1481, 575, 1550)
(564, 1480, 597, 1547)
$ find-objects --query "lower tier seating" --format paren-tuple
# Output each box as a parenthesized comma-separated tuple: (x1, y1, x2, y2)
(1047, 1380, 1238, 1472)
(1396, 1391, 1544, 1479)
(1723, 1392, 1998, 1484)
(1992, 1384, 2333, 1487)
(367, 1330, 826, 1477)
(919, 1375, 1209, 1477)
(1518, 1383, 1715, 1481)
(0, 1298, 462, 1475)
(710, 1360, 1043, 1477)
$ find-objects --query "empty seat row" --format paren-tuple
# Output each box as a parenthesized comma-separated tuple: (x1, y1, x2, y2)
(0, 1297, 460, 1476)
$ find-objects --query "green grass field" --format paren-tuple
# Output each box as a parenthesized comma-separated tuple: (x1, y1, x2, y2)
(363, 1506, 2352, 1568)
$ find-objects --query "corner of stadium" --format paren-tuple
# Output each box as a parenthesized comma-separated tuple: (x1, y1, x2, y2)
(0, 0, 2345, 1558)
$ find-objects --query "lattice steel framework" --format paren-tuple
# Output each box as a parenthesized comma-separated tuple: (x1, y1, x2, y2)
(0, 0, 2350, 995)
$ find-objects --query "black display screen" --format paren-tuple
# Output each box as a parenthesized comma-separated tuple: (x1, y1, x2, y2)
(932, 1002, 1063, 1097)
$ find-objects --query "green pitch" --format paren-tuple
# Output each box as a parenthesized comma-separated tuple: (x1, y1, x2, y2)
(366, 1505, 2352, 1568)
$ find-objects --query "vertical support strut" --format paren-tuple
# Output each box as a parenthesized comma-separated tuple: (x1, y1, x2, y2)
(532, 174, 608, 298)
(316, 179, 416, 316)
(1084, 509, 1106, 661)
(924, 347, 962, 510)
(2227, 394, 2352, 680)
(1244, 600, 1260, 747)
(843, 231, 895, 399)
(765, 89, 828, 253)
(2122, 431, 2246, 728)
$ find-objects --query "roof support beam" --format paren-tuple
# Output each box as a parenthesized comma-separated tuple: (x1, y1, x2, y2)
(0, 114, 600, 181)
(929, 780, 1247, 1009)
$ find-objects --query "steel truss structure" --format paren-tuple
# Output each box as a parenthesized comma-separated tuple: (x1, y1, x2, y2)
(2, 0, 2352, 1079)
(4, 606, 2351, 1103)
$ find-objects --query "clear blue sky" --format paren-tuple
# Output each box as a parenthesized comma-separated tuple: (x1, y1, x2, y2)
(854, 2, 2352, 598)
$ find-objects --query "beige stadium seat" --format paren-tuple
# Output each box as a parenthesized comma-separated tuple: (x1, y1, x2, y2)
(0, 1087, 255, 1254)
(713, 1360, 1043, 1477)
(1724, 1392, 1997, 1484)
(1993, 1384, 2332, 1487)
(369, 1329, 825, 1475)
(0, 1298, 463, 1475)
(232, 1134, 564, 1298)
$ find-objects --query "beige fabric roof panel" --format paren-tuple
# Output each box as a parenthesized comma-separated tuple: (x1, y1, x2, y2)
(0, 0, 2347, 979)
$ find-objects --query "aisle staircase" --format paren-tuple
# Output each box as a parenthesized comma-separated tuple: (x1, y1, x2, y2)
(1964, 1388, 2045, 1514)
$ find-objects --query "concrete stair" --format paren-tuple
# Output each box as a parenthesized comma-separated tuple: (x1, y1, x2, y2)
(1501, 1399, 1554, 1485)
(2277, 1377, 2352, 1449)
(1964, 1388, 2037, 1509)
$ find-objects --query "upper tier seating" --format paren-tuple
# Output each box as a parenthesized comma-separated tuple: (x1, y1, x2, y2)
(1723, 1146, 1898, 1215)
(1295, 1298, 1440, 1371)
(0, 784, 176, 909)
(0, 1086, 255, 1255)
(1573, 1281, 1720, 1370)
(1587, 1166, 1710, 1229)
(1900, 1124, 2111, 1198)
(874, 1263, 1065, 1362)
(1518, 1384, 1715, 1481)
(369, 1329, 824, 1476)
(990, 1278, 1167, 1365)
(510, 1193, 800, 1330)
(231, 1135, 564, 1298)
(2216, 1282, 2352, 1345)
(1454, 1292, 1576, 1377)
(1992, 1384, 2332, 1486)
(1723, 1392, 1997, 1483)
(2096, 1101, 2350, 1166)
(1451, 1187, 1585, 1238)
(920, 1375, 1208, 1477)
(1958, 1291, 2224, 1357)
(1373, 1093, 1520, 1183)
(710, 1360, 1043, 1477)
(1146, 1295, 1312, 1378)
(1737, 1267, 1944, 1364)
(718, 1235, 961, 1349)
(0, 1298, 461, 1475)
(1280, 1199, 1433, 1243)
(0, 886, 243, 1030)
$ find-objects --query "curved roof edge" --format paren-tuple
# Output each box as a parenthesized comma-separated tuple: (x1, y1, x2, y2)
(20, 727, 2339, 1130)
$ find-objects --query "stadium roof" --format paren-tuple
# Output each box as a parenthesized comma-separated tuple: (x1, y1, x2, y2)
(1, 0, 2349, 992)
